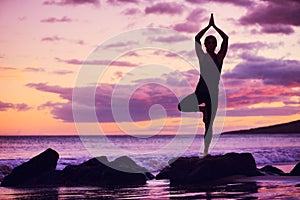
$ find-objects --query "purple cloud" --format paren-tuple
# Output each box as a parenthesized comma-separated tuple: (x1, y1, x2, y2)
(40, 16, 72, 23)
(103, 41, 139, 49)
(122, 8, 141, 15)
(226, 106, 299, 116)
(230, 42, 280, 51)
(41, 36, 85, 45)
(27, 81, 182, 122)
(173, 22, 199, 33)
(0, 101, 14, 111)
(224, 55, 300, 86)
(240, 0, 300, 34)
(55, 57, 138, 67)
(261, 25, 294, 35)
(221, 76, 300, 112)
(125, 51, 139, 57)
(149, 35, 189, 43)
(172, 8, 205, 33)
(107, 0, 138, 6)
(23, 67, 45, 72)
(52, 70, 74, 75)
(43, 0, 100, 6)
(186, 0, 254, 7)
(0, 101, 31, 112)
(0, 66, 17, 70)
(26, 68, 197, 123)
(186, 8, 205, 22)
(14, 104, 32, 111)
(26, 83, 72, 100)
(41, 36, 62, 42)
(145, 2, 185, 15)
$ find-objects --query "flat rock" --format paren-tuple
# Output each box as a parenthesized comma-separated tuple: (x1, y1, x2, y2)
(156, 152, 262, 185)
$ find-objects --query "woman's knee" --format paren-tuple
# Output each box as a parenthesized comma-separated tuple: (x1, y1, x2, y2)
(177, 103, 182, 111)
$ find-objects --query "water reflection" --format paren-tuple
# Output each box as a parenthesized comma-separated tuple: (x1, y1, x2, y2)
(169, 182, 258, 199)
(1, 180, 300, 199)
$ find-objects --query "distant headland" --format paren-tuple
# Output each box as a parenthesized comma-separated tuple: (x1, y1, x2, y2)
(222, 120, 300, 134)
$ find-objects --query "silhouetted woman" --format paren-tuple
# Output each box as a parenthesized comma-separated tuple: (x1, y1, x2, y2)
(178, 14, 228, 156)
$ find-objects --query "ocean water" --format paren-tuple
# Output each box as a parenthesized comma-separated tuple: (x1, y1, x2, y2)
(0, 134, 299, 199)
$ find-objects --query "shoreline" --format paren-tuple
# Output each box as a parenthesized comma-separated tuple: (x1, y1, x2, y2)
(1, 150, 299, 199)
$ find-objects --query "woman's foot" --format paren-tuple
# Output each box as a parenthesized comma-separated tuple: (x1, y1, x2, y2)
(199, 152, 211, 158)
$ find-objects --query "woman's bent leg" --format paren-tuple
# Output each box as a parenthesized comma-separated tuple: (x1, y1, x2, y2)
(178, 93, 200, 112)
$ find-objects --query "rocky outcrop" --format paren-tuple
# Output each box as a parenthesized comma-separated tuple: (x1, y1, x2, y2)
(63, 156, 153, 186)
(156, 152, 261, 185)
(1, 149, 153, 187)
(1, 148, 59, 187)
(259, 165, 286, 176)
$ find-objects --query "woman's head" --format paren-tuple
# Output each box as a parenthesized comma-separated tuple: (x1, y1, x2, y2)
(204, 35, 217, 53)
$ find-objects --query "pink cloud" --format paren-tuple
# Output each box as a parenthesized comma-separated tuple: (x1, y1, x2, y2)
(261, 25, 294, 35)
(224, 83, 289, 108)
(52, 70, 74, 75)
(0, 101, 31, 112)
(186, 0, 254, 7)
(0, 101, 14, 111)
(122, 8, 141, 15)
(103, 41, 139, 49)
(226, 106, 299, 116)
(14, 103, 32, 111)
(26, 83, 72, 100)
(107, 0, 138, 6)
(43, 0, 100, 6)
(172, 8, 206, 33)
(125, 51, 139, 57)
(145, 2, 185, 15)
(230, 42, 283, 51)
(186, 8, 205, 23)
(41, 36, 62, 42)
(41, 36, 85, 45)
(23, 67, 45, 72)
(173, 22, 199, 33)
(40, 16, 72, 23)
(0, 66, 17, 70)
(55, 57, 138, 67)
(149, 35, 189, 43)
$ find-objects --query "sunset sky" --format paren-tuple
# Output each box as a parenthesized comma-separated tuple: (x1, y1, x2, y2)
(0, 0, 299, 136)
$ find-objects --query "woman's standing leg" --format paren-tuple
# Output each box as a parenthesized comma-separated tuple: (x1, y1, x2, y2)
(203, 94, 218, 155)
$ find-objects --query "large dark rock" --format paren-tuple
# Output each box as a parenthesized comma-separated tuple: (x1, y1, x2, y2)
(1, 149, 154, 187)
(156, 152, 261, 184)
(63, 156, 152, 186)
(1, 148, 59, 187)
(290, 162, 300, 176)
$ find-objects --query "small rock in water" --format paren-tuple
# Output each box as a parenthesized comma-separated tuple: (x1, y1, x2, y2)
(290, 162, 300, 176)
(259, 165, 285, 176)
